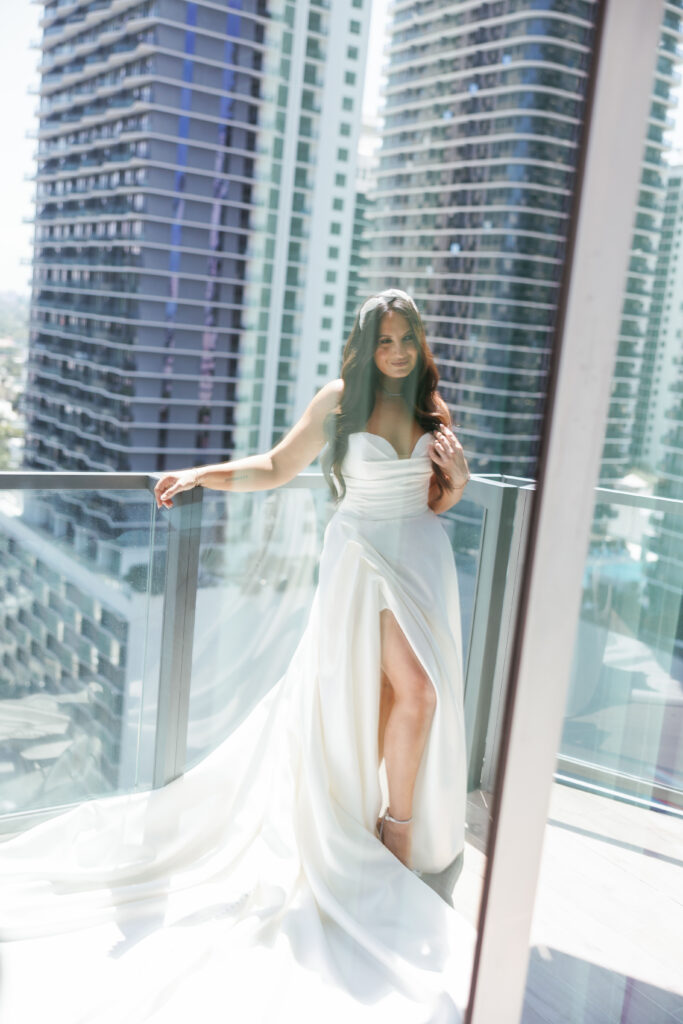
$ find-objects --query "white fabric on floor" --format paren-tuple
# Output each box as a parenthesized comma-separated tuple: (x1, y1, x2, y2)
(0, 432, 476, 1023)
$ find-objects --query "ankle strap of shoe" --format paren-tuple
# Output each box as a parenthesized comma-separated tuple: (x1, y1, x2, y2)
(384, 812, 412, 825)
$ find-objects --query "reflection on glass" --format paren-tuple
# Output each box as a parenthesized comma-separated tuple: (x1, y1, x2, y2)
(0, 488, 161, 815)
(522, 488, 683, 1021)
(522, 4, 683, 1019)
(564, 495, 683, 804)
(365, 0, 600, 481)
(187, 486, 323, 763)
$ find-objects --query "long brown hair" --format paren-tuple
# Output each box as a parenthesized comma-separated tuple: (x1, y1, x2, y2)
(322, 290, 454, 501)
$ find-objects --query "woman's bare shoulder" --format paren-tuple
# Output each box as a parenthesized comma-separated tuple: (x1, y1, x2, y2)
(314, 377, 344, 415)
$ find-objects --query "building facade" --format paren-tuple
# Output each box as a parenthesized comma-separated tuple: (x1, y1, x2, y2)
(3, 0, 371, 808)
(366, 0, 683, 484)
(366, 0, 601, 477)
(633, 164, 683, 476)
(639, 165, 683, 652)
(25, 0, 370, 479)
(343, 116, 378, 342)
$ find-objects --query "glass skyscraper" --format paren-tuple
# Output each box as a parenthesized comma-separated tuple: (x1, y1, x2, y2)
(5, 0, 371, 804)
(367, 0, 602, 477)
(25, 0, 370, 477)
(366, 0, 683, 484)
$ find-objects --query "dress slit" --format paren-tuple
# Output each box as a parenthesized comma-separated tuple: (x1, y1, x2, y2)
(377, 577, 440, 708)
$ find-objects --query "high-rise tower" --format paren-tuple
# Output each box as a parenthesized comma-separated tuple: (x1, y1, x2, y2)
(25, 0, 371, 477)
(366, 0, 601, 477)
(366, 1, 683, 482)
(633, 166, 683, 476)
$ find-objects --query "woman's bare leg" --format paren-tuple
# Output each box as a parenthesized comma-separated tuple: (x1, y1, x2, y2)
(378, 609, 436, 866)
(377, 669, 394, 763)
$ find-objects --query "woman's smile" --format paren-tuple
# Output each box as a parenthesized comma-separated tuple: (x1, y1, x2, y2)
(374, 309, 419, 380)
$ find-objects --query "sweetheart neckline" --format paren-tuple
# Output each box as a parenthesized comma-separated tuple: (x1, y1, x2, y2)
(353, 430, 432, 461)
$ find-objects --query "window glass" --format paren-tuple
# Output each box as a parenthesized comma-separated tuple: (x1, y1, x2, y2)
(520, 6, 683, 1019)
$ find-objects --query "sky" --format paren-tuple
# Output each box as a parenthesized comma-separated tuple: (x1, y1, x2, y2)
(0, 1, 680, 298)
(0, 2, 42, 295)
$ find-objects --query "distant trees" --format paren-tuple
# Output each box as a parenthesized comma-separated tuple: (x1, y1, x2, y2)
(0, 420, 22, 470)
(0, 291, 29, 345)
(0, 291, 28, 468)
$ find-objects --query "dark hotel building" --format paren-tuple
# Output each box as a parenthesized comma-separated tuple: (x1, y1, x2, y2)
(24, 0, 370, 476)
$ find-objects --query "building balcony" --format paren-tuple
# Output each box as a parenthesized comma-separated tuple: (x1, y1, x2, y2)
(0, 468, 680, 1020)
(0, 467, 677, 816)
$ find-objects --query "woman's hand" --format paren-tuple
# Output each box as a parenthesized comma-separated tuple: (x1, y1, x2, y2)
(154, 469, 198, 510)
(428, 426, 470, 490)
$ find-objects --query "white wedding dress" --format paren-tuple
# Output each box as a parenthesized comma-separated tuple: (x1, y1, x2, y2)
(0, 431, 476, 1024)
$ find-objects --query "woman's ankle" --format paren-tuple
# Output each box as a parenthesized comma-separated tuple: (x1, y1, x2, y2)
(379, 815, 412, 868)
(385, 810, 412, 825)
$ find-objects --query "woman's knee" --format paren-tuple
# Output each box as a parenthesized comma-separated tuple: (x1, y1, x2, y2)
(395, 667, 436, 718)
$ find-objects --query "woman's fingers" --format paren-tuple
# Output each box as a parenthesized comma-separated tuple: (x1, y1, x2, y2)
(432, 429, 467, 469)
(434, 432, 454, 457)
(154, 474, 174, 493)
(159, 489, 177, 509)
(154, 478, 168, 504)
(154, 474, 180, 509)
(437, 426, 461, 452)
(430, 438, 449, 462)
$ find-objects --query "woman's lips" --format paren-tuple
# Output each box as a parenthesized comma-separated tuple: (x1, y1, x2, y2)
(392, 362, 409, 369)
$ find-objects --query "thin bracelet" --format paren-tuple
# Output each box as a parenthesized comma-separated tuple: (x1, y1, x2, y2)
(384, 812, 412, 825)
(191, 469, 200, 488)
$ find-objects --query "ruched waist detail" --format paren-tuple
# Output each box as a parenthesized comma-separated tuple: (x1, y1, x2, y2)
(337, 495, 429, 520)
(337, 467, 432, 520)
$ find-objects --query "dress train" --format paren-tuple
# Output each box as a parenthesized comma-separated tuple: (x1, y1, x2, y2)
(0, 432, 476, 1023)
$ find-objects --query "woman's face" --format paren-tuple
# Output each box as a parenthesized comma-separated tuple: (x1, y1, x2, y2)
(373, 309, 419, 381)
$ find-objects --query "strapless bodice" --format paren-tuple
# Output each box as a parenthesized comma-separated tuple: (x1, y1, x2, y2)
(335, 431, 434, 520)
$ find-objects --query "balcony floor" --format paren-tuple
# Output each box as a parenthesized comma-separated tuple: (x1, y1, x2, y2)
(1, 781, 681, 1024)
(463, 781, 683, 1024)
(454, 782, 683, 1022)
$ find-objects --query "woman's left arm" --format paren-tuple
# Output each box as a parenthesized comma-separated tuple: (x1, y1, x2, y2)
(427, 425, 471, 514)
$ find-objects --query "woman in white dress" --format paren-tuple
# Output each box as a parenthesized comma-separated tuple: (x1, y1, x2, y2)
(156, 287, 471, 872)
(0, 289, 476, 1024)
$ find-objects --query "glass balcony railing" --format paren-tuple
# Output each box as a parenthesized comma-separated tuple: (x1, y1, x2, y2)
(560, 486, 683, 809)
(1, 470, 681, 836)
(0, 475, 161, 819)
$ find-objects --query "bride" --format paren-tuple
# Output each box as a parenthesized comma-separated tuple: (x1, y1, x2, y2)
(156, 287, 471, 871)
(0, 289, 476, 1024)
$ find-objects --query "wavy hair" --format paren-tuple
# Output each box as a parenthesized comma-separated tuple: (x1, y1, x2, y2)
(322, 289, 455, 502)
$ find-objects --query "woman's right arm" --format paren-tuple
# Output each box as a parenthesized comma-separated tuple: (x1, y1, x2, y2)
(154, 378, 343, 509)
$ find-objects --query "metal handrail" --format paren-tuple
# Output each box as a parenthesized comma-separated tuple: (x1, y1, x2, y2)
(1, 470, 681, 832)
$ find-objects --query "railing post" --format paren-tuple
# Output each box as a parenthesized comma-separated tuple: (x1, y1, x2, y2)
(478, 485, 535, 793)
(463, 481, 521, 792)
(152, 485, 203, 788)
